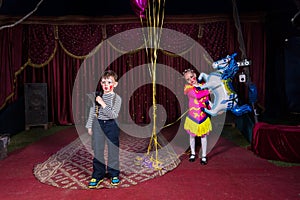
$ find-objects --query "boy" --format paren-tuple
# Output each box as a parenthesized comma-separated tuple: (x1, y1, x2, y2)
(86, 70, 122, 188)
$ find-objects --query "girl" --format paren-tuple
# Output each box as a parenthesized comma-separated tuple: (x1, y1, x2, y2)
(183, 69, 212, 165)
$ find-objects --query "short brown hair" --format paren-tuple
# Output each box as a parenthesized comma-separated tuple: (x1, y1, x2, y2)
(101, 70, 118, 81)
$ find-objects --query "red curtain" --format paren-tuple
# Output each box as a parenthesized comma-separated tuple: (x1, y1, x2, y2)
(227, 20, 266, 106)
(0, 16, 266, 126)
(0, 25, 23, 109)
(252, 122, 300, 163)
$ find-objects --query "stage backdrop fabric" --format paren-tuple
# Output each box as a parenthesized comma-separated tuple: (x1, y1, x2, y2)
(0, 15, 266, 126)
(252, 122, 300, 163)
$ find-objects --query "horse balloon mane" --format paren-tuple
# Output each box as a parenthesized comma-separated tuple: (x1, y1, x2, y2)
(198, 53, 252, 116)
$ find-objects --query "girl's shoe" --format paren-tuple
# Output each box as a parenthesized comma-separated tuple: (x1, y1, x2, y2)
(200, 157, 208, 165)
(189, 154, 196, 162)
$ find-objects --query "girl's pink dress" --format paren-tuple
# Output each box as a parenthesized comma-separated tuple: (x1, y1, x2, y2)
(184, 84, 212, 137)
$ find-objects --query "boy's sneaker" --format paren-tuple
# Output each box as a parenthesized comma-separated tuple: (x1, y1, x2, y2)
(111, 177, 120, 186)
(88, 178, 103, 189)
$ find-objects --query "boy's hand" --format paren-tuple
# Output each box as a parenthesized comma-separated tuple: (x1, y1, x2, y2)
(96, 96, 106, 108)
(87, 128, 93, 136)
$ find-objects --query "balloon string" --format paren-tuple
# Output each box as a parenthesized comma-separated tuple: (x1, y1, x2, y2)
(139, 14, 152, 78)
(156, 0, 166, 50)
(139, 0, 170, 170)
(160, 109, 189, 130)
(146, 0, 158, 162)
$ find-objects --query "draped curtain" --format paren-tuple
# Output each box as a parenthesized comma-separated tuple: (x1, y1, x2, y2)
(0, 25, 23, 109)
(0, 16, 266, 125)
(227, 21, 266, 106)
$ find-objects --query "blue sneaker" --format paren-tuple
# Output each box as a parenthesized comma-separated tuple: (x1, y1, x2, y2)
(88, 178, 103, 189)
(111, 177, 120, 186)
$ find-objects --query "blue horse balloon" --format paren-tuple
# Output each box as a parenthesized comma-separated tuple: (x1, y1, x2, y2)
(198, 53, 252, 116)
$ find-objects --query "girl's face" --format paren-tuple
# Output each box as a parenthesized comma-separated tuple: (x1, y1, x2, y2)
(101, 76, 117, 93)
(184, 71, 197, 85)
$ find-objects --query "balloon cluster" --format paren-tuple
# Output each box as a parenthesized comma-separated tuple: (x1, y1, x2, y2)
(130, 0, 148, 19)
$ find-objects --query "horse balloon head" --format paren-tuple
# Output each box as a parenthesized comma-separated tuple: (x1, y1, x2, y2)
(212, 53, 237, 70)
(211, 53, 239, 80)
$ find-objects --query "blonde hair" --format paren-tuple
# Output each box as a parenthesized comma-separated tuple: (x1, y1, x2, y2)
(182, 68, 194, 76)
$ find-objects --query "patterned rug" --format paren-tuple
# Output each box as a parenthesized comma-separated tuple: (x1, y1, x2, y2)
(33, 131, 181, 189)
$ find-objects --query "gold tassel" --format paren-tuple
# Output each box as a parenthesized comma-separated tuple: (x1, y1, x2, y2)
(95, 105, 99, 118)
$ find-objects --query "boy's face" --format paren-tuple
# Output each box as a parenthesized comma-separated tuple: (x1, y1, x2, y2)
(184, 71, 197, 85)
(101, 76, 118, 93)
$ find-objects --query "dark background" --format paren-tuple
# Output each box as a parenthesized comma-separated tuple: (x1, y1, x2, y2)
(0, 0, 298, 16)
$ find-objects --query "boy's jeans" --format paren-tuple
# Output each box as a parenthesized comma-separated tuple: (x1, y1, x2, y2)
(92, 118, 120, 179)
